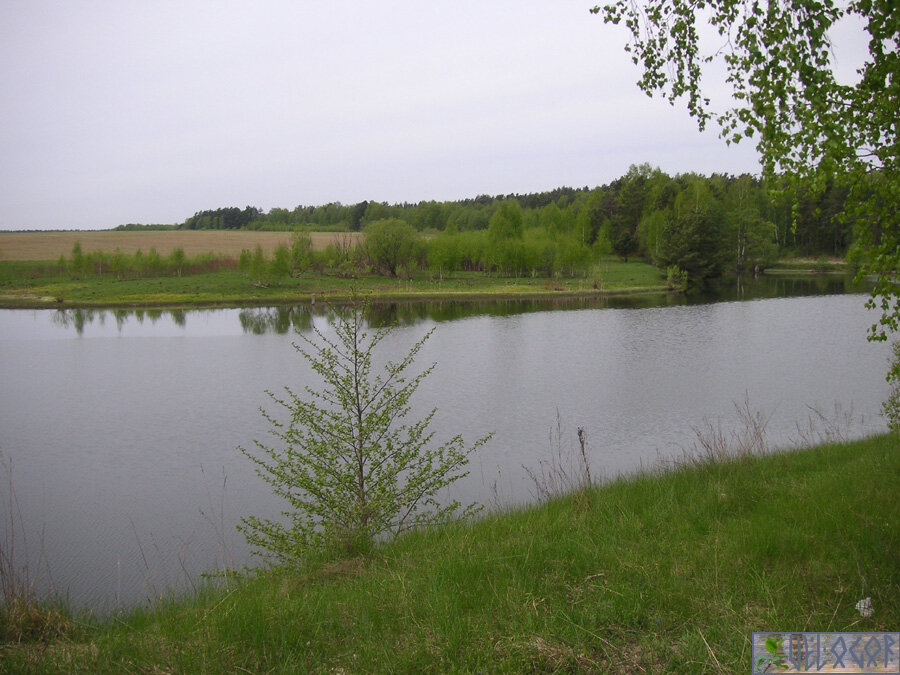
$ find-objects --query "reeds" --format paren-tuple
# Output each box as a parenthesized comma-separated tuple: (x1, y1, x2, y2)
(0, 453, 73, 644)
(523, 410, 594, 501)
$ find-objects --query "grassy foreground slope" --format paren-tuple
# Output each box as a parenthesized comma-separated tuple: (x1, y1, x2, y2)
(3, 434, 897, 673)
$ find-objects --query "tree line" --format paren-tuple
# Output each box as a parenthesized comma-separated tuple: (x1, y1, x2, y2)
(172, 165, 859, 284)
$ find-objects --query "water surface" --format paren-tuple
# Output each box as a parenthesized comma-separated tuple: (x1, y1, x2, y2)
(0, 278, 890, 611)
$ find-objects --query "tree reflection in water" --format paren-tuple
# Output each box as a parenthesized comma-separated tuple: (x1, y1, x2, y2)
(44, 274, 862, 336)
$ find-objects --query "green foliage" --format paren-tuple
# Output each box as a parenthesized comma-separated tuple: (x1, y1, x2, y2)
(427, 230, 462, 278)
(554, 235, 593, 277)
(116, 170, 862, 281)
(578, 197, 605, 247)
(0, 260, 668, 309)
(656, 209, 729, 281)
(111, 250, 129, 280)
(70, 242, 90, 278)
(595, 0, 878, 174)
(540, 202, 568, 236)
(238, 248, 251, 276)
(145, 247, 163, 276)
(10, 435, 898, 672)
(181, 206, 261, 230)
(488, 200, 524, 242)
(12, 162, 869, 289)
(488, 239, 525, 276)
(349, 200, 369, 232)
(269, 244, 291, 281)
(322, 235, 359, 276)
(595, 0, 898, 337)
(612, 229, 636, 262)
(522, 229, 556, 277)
(238, 303, 491, 562)
(610, 164, 653, 253)
(665, 265, 688, 291)
(290, 231, 313, 275)
(883, 341, 900, 434)
(113, 222, 178, 231)
(739, 215, 779, 270)
(364, 218, 421, 277)
(168, 247, 186, 277)
(853, 172, 900, 339)
(249, 245, 267, 286)
(105, 165, 861, 283)
(638, 209, 668, 264)
(54, 242, 231, 282)
(756, 635, 789, 673)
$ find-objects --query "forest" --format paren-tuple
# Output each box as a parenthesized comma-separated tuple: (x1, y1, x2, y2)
(112, 165, 859, 285)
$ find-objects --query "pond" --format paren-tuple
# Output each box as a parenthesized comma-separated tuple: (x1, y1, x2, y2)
(0, 275, 892, 611)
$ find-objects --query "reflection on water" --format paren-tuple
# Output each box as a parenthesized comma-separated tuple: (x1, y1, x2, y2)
(693, 273, 864, 303)
(237, 296, 681, 334)
(238, 306, 315, 335)
(46, 274, 868, 336)
(51, 307, 187, 334)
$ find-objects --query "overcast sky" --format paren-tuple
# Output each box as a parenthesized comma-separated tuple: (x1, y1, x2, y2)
(0, 2, 869, 230)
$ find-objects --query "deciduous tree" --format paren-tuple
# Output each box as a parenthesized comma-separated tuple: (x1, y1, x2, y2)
(365, 218, 420, 277)
(488, 200, 525, 242)
(290, 230, 313, 275)
(238, 302, 490, 561)
(594, 0, 899, 337)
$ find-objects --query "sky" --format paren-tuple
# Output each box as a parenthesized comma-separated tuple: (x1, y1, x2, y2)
(0, 1, 869, 231)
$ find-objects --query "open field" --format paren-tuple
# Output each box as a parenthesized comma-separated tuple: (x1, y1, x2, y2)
(2, 434, 897, 673)
(0, 230, 363, 261)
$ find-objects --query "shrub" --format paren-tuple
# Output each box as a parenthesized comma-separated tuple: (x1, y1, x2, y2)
(666, 265, 689, 291)
(238, 301, 491, 562)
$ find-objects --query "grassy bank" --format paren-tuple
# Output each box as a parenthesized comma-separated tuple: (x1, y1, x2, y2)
(0, 261, 668, 309)
(2, 434, 897, 673)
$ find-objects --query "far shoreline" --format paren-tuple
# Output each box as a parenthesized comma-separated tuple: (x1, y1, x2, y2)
(0, 284, 672, 311)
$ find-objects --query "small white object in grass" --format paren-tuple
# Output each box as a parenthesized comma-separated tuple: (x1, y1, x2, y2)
(856, 597, 873, 618)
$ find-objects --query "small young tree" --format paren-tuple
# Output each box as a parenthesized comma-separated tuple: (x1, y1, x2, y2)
(238, 302, 491, 562)
(238, 248, 252, 277)
(168, 247, 187, 277)
(269, 243, 291, 282)
(248, 244, 267, 286)
(290, 230, 313, 275)
(70, 242, 89, 278)
(145, 247, 163, 276)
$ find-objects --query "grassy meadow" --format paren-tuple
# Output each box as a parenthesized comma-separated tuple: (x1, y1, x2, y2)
(2, 434, 897, 673)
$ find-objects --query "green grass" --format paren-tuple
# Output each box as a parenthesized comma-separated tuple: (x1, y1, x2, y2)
(3, 435, 897, 673)
(0, 260, 668, 309)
